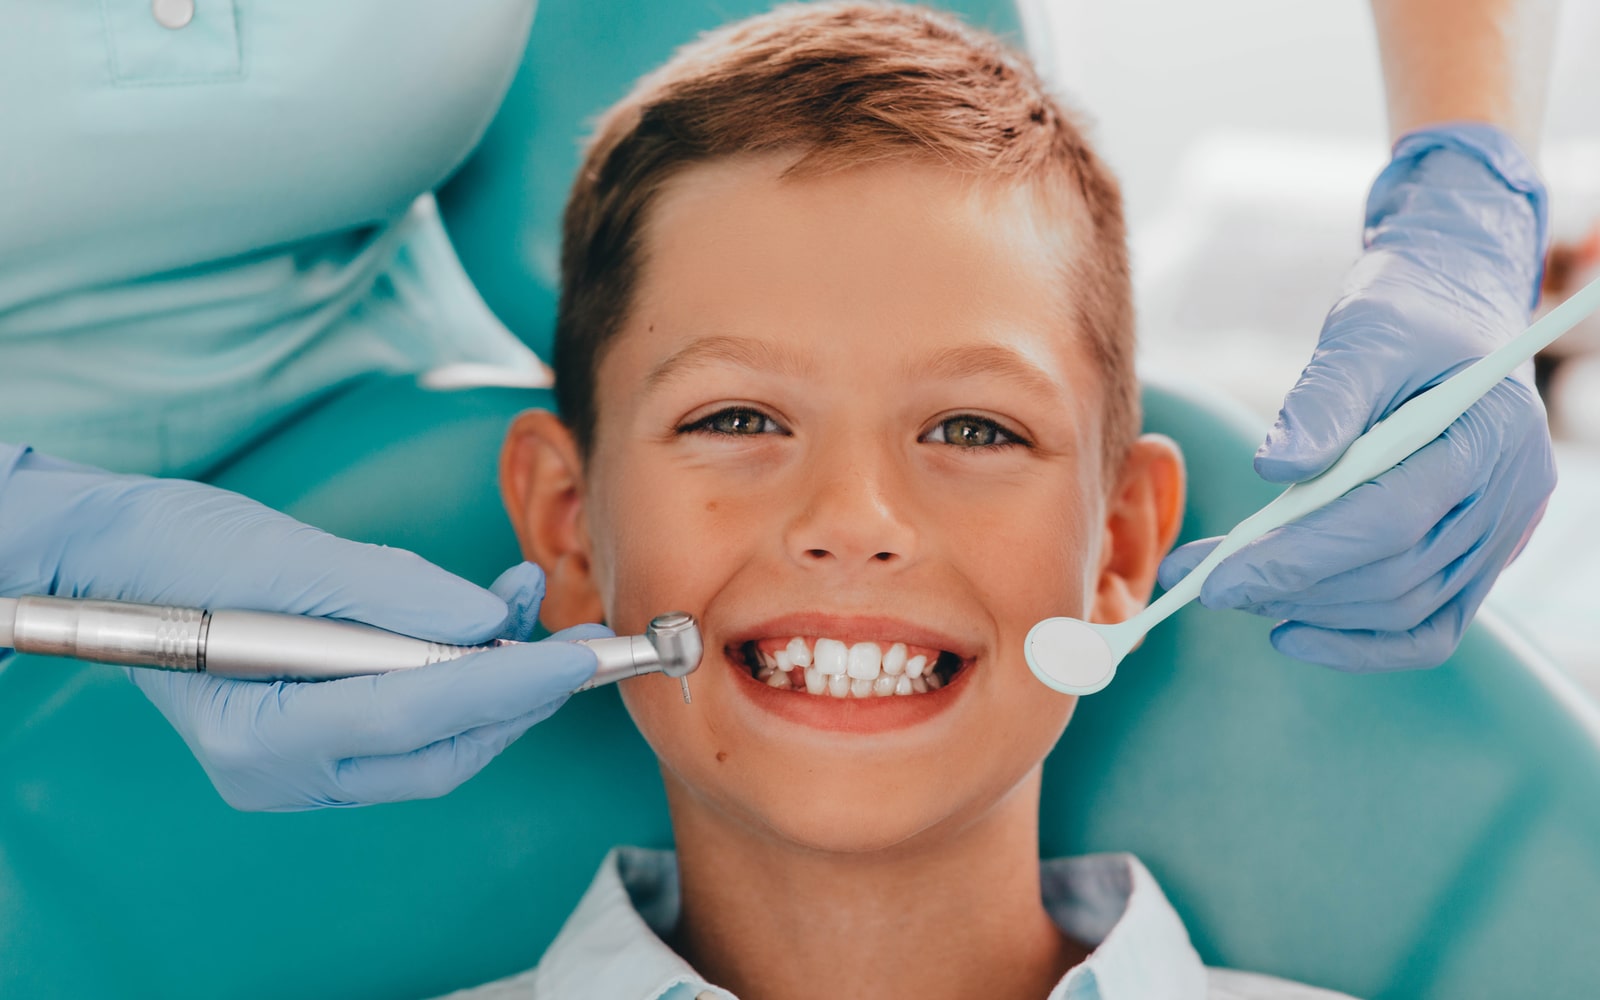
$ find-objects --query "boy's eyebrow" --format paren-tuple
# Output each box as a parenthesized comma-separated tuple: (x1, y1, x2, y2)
(910, 343, 1065, 399)
(644, 335, 814, 391)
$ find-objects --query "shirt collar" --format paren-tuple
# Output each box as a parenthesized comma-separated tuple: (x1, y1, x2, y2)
(538, 847, 1205, 1000)
(534, 847, 732, 1000)
(1043, 853, 1209, 999)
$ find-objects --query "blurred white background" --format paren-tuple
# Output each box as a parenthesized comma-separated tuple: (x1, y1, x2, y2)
(1022, 0, 1600, 690)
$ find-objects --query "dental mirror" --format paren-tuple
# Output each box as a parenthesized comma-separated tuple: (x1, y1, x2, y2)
(1028, 272, 1600, 696)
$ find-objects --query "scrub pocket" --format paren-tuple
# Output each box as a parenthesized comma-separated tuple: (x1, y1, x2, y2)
(102, 0, 242, 85)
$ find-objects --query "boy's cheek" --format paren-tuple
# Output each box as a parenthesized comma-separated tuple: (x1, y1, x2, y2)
(972, 514, 1100, 626)
(592, 481, 744, 625)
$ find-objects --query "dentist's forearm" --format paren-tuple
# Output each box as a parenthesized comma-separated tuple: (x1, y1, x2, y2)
(1369, 0, 1557, 149)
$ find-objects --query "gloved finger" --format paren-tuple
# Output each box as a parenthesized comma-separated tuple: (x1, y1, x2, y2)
(546, 622, 615, 642)
(1159, 428, 1474, 602)
(1256, 328, 1402, 484)
(122, 668, 319, 813)
(78, 479, 514, 645)
(1230, 483, 1492, 614)
(125, 666, 245, 757)
(329, 705, 565, 806)
(327, 626, 617, 803)
(1231, 439, 1539, 621)
(1230, 516, 1502, 632)
(233, 529, 513, 645)
(1197, 426, 1491, 608)
(325, 629, 617, 805)
(1266, 508, 1525, 671)
(266, 638, 599, 760)
(1267, 566, 1499, 672)
(1222, 379, 1545, 610)
(1156, 536, 1222, 593)
(488, 562, 547, 642)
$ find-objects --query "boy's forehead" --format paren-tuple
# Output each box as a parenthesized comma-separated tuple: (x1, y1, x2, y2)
(613, 155, 1094, 380)
(647, 153, 1083, 279)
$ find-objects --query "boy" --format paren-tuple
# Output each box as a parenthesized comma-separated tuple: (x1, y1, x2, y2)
(471, 4, 1355, 997)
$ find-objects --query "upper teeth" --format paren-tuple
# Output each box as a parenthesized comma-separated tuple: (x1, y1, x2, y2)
(751, 636, 944, 697)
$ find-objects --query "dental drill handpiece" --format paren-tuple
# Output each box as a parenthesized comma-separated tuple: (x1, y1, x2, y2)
(0, 596, 702, 702)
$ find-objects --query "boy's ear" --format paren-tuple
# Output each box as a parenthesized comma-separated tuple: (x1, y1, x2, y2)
(500, 409, 606, 630)
(1090, 434, 1186, 626)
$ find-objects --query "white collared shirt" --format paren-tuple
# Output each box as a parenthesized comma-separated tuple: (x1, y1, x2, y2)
(443, 848, 1359, 1000)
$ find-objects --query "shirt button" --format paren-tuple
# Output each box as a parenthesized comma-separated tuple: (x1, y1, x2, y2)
(151, 0, 195, 30)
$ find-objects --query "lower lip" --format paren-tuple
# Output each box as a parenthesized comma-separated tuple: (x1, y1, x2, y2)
(723, 648, 971, 734)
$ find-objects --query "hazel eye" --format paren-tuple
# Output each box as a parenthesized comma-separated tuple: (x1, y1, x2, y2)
(681, 407, 785, 437)
(923, 415, 1025, 449)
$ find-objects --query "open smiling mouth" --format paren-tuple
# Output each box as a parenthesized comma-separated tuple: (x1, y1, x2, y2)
(735, 637, 966, 698)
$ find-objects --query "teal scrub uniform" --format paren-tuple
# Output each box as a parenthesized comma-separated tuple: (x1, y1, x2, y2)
(0, 0, 544, 477)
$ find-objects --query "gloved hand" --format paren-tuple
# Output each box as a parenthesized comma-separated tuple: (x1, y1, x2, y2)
(0, 444, 603, 810)
(1158, 124, 1555, 671)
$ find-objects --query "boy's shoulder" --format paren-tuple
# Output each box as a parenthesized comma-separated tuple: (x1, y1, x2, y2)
(1041, 853, 1361, 999)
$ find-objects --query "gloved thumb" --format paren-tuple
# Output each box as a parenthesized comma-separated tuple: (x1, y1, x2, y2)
(488, 562, 548, 641)
(1257, 341, 1389, 484)
(1157, 537, 1222, 594)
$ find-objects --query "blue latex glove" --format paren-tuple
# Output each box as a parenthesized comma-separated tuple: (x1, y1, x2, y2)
(0, 444, 603, 810)
(1158, 124, 1555, 671)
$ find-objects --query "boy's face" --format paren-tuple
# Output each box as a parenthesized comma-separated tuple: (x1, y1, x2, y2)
(504, 156, 1183, 854)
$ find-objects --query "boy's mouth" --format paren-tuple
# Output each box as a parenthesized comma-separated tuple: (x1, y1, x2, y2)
(735, 636, 965, 698)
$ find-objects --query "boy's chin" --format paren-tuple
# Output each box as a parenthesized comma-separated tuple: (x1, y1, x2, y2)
(736, 780, 984, 857)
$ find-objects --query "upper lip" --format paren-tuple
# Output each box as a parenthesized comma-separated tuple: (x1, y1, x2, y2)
(721, 612, 984, 662)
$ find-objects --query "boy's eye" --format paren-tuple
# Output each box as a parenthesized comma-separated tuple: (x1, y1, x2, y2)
(681, 407, 785, 437)
(923, 415, 1025, 449)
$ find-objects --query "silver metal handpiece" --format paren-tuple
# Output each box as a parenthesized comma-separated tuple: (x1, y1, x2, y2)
(572, 611, 703, 703)
(0, 596, 701, 698)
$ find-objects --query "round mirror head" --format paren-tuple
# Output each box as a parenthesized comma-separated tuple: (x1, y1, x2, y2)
(1025, 617, 1117, 695)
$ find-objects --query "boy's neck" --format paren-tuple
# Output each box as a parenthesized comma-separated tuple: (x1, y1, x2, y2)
(663, 767, 1088, 1000)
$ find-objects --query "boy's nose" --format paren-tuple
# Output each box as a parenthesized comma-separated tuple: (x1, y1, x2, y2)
(783, 449, 918, 571)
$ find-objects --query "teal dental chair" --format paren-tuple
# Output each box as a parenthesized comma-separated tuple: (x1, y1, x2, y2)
(5, 2, 1600, 998)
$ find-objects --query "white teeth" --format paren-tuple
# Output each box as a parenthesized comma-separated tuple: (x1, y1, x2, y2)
(882, 643, 907, 676)
(847, 642, 882, 680)
(815, 638, 849, 676)
(750, 636, 954, 698)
